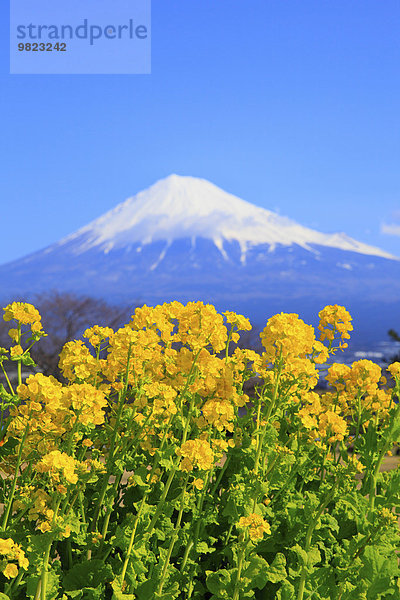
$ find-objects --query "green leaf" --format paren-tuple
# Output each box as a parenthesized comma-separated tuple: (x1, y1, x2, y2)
(361, 545, 398, 581)
(154, 581, 181, 600)
(319, 513, 339, 534)
(63, 590, 103, 600)
(0, 593, 11, 600)
(290, 544, 308, 567)
(307, 546, 321, 567)
(132, 466, 150, 488)
(275, 580, 295, 600)
(111, 590, 136, 600)
(367, 577, 392, 599)
(21, 353, 36, 367)
(135, 578, 156, 600)
(0, 435, 18, 457)
(26, 570, 60, 600)
(307, 565, 336, 600)
(222, 498, 239, 519)
(196, 541, 215, 555)
(63, 559, 113, 591)
(0, 385, 17, 403)
(267, 553, 287, 584)
(206, 569, 232, 596)
(244, 554, 269, 590)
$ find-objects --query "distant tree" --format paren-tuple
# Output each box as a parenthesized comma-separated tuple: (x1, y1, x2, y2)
(387, 328, 400, 364)
(388, 329, 400, 343)
(31, 291, 137, 378)
(0, 291, 137, 379)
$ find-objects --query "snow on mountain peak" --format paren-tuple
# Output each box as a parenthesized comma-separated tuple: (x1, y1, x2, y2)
(60, 174, 396, 261)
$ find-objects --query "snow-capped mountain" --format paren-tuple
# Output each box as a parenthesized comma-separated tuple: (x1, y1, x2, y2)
(59, 174, 394, 262)
(1, 174, 400, 345)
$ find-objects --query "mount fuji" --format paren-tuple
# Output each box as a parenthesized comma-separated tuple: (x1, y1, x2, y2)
(1, 174, 400, 344)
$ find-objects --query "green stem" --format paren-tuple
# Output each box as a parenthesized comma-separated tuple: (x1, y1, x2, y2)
(296, 488, 336, 600)
(253, 361, 282, 480)
(367, 400, 400, 516)
(225, 327, 234, 361)
(224, 523, 234, 547)
(156, 474, 189, 596)
(35, 497, 61, 600)
(1, 420, 30, 531)
(40, 539, 52, 600)
(210, 454, 230, 498)
(146, 458, 180, 538)
(232, 534, 247, 600)
(182, 473, 210, 570)
(143, 395, 196, 541)
(120, 489, 149, 584)
(184, 472, 212, 598)
(96, 473, 122, 554)
(78, 491, 86, 525)
(144, 394, 195, 540)
(17, 324, 22, 387)
(119, 420, 174, 582)
(1, 362, 14, 394)
(89, 387, 127, 535)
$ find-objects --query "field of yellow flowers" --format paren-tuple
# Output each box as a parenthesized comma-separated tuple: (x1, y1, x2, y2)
(0, 300, 400, 600)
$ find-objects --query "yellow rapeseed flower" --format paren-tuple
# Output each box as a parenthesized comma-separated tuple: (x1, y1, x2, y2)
(388, 362, 400, 380)
(260, 313, 315, 363)
(3, 301, 42, 326)
(3, 563, 18, 579)
(318, 305, 353, 348)
(177, 439, 214, 472)
(10, 345, 23, 358)
(35, 450, 78, 484)
(238, 514, 271, 541)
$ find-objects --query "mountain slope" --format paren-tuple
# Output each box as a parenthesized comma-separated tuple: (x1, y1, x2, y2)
(1, 174, 399, 344)
(58, 174, 395, 262)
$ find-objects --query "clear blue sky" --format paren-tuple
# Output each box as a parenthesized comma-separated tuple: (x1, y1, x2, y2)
(1, 0, 399, 265)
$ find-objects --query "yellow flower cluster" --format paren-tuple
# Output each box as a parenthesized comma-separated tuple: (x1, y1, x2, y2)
(326, 360, 391, 420)
(2, 301, 44, 358)
(62, 383, 107, 427)
(176, 439, 214, 472)
(172, 302, 228, 353)
(279, 357, 319, 395)
(376, 506, 398, 527)
(0, 538, 29, 579)
(202, 398, 235, 432)
(142, 382, 178, 423)
(326, 363, 350, 392)
(311, 340, 330, 364)
(299, 392, 348, 443)
(238, 514, 271, 541)
(345, 360, 382, 395)
(102, 326, 162, 386)
(260, 313, 315, 363)
(131, 301, 229, 352)
(83, 325, 114, 348)
(26, 489, 53, 521)
(318, 304, 353, 349)
(35, 450, 78, 484)
(388, 362, 400, 380)
(9, 345, 24, 358)
(8, 374, 107, 459)
(223, 311, 251, 343)
(3, 301, 42, 329)
(59, 340, 101, 382)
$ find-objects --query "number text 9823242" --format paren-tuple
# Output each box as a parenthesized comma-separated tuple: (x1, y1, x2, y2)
(18, 42, 67, 52)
